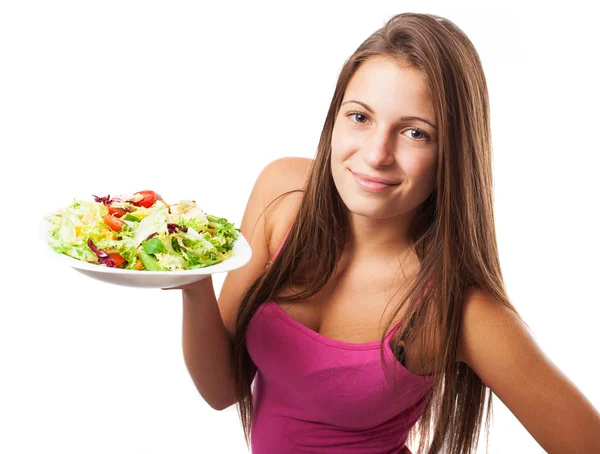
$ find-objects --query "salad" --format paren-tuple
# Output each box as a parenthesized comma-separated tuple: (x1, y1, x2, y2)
(46, 190, 240, 271)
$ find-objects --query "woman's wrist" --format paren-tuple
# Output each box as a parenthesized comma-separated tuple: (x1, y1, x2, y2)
(181, 275, 215, 299)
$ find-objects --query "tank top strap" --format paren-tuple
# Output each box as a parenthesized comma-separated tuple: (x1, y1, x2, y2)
(266, 225, 293, 267)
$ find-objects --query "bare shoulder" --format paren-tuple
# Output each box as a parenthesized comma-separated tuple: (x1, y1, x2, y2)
(260, 156, 313, 257)
(259, 156, 313, 198)
(216, 156, 312, 336)
(457, 286, 526, 364)
(456, 288, 600, 452)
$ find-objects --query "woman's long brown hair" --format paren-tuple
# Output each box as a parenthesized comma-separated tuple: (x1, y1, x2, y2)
(232, 13, 526, 454)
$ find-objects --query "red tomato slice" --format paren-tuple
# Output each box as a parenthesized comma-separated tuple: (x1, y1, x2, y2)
(132, 190, 157, 208)
(108, 206, 127, 218)
(108, 252, 126, 268)
(103, 214, 125, 232)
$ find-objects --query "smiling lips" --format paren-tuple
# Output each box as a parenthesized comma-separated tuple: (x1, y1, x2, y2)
(351, 170, 401, 192)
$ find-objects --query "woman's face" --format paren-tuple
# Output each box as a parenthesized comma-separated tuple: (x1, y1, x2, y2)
(331, 56, 439, 221)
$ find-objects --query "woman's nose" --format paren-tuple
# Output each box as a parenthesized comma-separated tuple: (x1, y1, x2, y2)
(363, 131, 395, 167)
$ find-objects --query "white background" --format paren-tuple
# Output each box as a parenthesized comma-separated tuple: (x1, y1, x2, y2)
(1, 1, 598, 453)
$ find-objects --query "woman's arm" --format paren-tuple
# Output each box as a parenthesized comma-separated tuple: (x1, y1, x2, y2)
(458, 288, 600, 453)
(180, 157, 308, 410)
(181, 276, 237, 410)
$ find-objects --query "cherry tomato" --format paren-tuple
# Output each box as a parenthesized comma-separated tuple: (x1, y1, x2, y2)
(108, 206, 127, 218)
(103, 214, 125, 232)
(108, 253, 126, 268)
(132, 190, 157, 208)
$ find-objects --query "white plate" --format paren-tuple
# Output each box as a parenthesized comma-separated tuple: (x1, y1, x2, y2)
(40, 212, 252, 289)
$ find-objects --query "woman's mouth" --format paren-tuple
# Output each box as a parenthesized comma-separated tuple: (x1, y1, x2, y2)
(351, 171, 401, 193)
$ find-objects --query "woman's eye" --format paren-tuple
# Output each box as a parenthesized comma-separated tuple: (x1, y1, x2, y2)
(347, 111, 369, 124)
(403, 128, 430, 141)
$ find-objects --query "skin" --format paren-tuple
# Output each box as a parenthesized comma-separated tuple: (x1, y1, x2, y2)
(330, 55, 438, 264)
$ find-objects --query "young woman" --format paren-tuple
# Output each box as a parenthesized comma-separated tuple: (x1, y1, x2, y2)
(175, 13, 600, 453)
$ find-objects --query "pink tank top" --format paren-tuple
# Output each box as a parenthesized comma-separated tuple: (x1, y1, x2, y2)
(246, 227, 434, 453)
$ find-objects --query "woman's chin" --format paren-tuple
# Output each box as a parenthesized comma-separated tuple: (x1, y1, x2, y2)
(342, 201, 396, 221)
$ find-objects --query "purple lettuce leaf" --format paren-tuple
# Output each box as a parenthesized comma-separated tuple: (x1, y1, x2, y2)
(87, 239, 116, 267)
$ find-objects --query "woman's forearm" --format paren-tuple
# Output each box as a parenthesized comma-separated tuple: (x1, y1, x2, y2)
(181, 276, 237, 410)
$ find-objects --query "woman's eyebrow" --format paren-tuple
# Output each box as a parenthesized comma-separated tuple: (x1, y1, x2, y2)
(341, 99, 438, 130)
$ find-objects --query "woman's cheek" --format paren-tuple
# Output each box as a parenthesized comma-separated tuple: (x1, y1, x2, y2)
(332, 126, 360, 161)
(398, 149, 436, 178)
